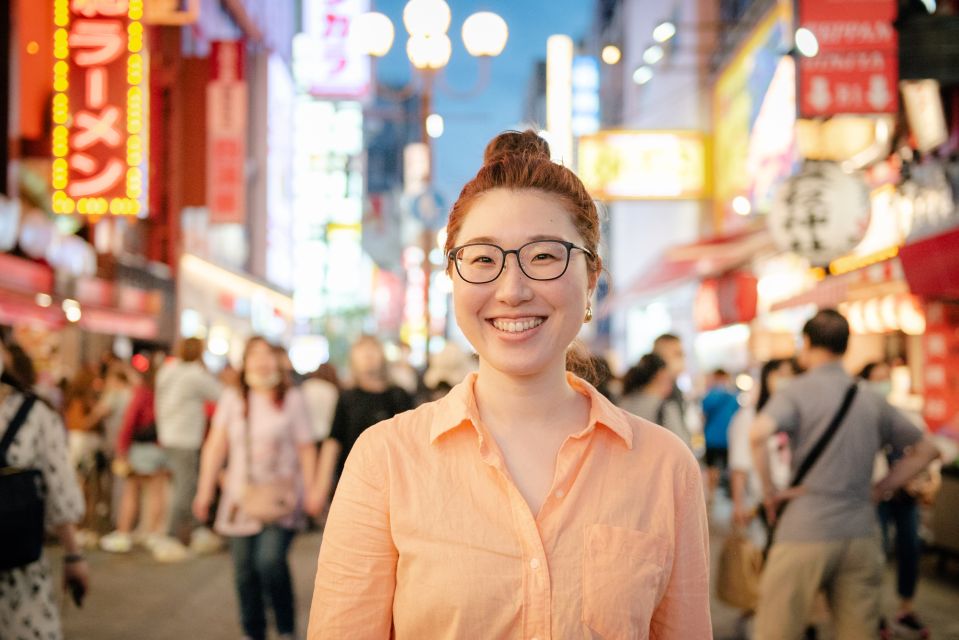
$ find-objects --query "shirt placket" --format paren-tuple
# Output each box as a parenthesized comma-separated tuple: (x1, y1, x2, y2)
(475, 431, 553, 640)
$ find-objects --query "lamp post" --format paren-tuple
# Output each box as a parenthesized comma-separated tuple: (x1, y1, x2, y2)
(354, 0, 508, 362)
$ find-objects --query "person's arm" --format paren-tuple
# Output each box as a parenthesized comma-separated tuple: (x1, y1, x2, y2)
(288, 389, 317, 494)
(192, 396, 231, 521)
(194, 367, 223, 403)
(307, 430, 397, 638)
(306, 439, 341, 517)
(872, 437, 941, 503)
(649, 455, 712, 638)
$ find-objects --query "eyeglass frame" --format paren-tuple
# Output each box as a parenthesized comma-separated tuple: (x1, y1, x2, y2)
(447, 239, 595, 284)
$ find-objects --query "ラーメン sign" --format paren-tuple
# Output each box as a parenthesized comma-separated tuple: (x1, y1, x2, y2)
(578, 131, 709, 200)
(52, 0, 148, 217)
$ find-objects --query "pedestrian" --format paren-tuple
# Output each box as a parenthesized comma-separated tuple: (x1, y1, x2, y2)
(0, 337, 88, 640)
(702, 368, 740, 504)
(618, 352, 692, 447)
(860, 362, 938, 639)
(63, 366, 110, 543)
(193, 336, 316, 640)
(307, 130, 711, 637)
(99, 357, 169, 554)
(305, 336, 413, 517)
(750, 309, 941, 639)
(653, 332, 689, 424)
(154, 337, 222, 560)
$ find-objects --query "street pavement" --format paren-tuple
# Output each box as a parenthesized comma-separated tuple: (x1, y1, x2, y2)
(53, 516, 959, 639)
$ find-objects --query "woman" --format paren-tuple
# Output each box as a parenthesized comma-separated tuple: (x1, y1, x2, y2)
(728, 358, 798, 533)
(193, 337, 316, 640)
(0, 338, 88, 639)
(619, 352, 691, 447)
(308, 131, 710, 637)
(305, 336, 413, 517)
(301, 362, 341, 444)
(99, 358, 168, 553)
(63, 367, 110, 540)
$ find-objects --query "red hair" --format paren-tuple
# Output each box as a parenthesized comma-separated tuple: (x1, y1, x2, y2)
(444, 130, 601, 279)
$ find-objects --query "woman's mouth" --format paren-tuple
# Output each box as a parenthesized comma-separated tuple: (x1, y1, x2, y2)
(489, 317, 545, 334)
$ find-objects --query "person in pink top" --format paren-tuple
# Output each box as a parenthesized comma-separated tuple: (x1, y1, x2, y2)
(308, 131, 711, 639)
(194, 337, 316, 640)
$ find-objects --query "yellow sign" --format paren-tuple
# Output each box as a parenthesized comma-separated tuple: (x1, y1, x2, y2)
(577, 130, 709, 200)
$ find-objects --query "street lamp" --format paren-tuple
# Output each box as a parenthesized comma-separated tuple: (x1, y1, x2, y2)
(354, 1, 508, 361)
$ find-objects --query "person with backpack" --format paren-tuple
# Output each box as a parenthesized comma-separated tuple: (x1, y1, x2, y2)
(305, 335, 413, 518)
(750, 310, 941, 638)
(0, 337, 87, 639)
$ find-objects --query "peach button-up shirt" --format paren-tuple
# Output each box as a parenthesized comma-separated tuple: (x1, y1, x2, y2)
(308, 373, 711, 639)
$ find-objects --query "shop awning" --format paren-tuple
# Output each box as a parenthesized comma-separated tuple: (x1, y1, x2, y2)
(598, 225, 774, 317)
(899, 226, 959, 299)
(0, 288, 65, 329)
(769, 257, 908, 311)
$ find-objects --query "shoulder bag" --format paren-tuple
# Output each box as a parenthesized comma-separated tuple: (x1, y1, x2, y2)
(0, 395, 44, 570)
(761, 382, 859, 559)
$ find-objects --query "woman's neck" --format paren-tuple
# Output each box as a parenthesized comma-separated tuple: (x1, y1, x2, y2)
(473, 360, 582, 435)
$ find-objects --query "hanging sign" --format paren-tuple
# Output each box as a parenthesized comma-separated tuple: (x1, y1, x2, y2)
(207, 41, 248, 224)
(52, 0, 148, 217)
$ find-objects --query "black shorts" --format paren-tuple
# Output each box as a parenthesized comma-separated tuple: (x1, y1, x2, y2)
(704, 447, 728, 469)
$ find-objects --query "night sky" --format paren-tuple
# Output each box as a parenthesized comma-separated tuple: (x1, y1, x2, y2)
(370, 0, 593, 206)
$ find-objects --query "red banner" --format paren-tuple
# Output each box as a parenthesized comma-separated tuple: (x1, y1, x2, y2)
(207, 41, 248, 224)
(799, 51, 898, 116)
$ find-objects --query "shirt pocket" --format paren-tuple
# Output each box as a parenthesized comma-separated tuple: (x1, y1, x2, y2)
(581, 523, 668, 639)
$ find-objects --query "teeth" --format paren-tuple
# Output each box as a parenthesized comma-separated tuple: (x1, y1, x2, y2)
(492, 318, 543, 333)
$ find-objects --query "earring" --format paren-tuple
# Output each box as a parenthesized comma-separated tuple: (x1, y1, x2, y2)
(584, 306, 593, 323)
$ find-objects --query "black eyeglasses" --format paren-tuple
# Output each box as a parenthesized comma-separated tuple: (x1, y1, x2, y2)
(447, 240, 594, 284)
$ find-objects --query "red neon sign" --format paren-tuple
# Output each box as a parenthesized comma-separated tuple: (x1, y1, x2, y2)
(52, 0, 147, 217)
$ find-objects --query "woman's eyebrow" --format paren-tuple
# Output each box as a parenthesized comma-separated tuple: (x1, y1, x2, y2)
(458, 234, 566, 245)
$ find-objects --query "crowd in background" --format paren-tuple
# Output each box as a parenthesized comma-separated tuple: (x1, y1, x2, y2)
(0, 316, 950, 640)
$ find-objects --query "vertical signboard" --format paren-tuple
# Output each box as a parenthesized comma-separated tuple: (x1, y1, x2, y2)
(294, 0, 371, 99)
(207, 41, 247, 224)
(798, 0, 898, 117)
(546, 35, 573, 166)
(52, 0, 148, 216)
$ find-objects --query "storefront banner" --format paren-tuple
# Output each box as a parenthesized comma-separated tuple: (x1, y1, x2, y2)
(52, 0, 147, 217)
(800, 0, 897, 50)
(295, 0, 371, 99)
(694, 272, 758, 332)
(207, 41, 248, 224)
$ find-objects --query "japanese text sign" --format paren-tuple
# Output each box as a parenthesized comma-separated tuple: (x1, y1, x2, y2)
(294, 0, 371, 99)
(207, 41, 248, 224)
(52, 0, 147, 216)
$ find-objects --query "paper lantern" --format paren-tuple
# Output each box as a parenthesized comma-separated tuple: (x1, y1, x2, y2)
(18, 209, 56, 259)
(768, 161, 871, 266)
(0, 195, 21, 251)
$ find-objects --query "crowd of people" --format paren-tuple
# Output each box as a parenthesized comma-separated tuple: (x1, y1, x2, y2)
(0, 128, 950, 640)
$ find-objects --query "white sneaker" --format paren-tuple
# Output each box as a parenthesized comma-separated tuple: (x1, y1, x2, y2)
(189, 526, 223, 554)
(151, 536, 191, 563)
(141, 532, 164, 551)
(99, 531, 133, 553)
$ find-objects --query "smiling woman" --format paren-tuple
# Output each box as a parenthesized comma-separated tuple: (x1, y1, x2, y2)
(307, 131, 712, 639)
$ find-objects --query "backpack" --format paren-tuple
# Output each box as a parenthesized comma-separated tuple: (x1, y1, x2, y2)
(0, 395, 46, 571)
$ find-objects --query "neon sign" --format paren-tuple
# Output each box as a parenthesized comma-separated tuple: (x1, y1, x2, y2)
(52, 0, 147, 217)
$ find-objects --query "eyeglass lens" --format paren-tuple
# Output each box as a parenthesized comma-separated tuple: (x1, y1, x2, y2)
(454, 241, 571, 283)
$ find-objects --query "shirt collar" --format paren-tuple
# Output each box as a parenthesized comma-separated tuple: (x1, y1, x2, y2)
(430, 372, 633, 450)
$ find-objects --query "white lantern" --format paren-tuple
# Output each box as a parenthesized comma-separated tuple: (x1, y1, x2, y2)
(18, 208, 56, 259)
(352, 12, 395, 57)
(406, 34, 452, 70)
(462, 12, 508, 57)
(768, 161, 871, 266)
(402, 0, 451, 38)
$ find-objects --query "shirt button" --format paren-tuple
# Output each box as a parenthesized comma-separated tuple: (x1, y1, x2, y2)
(530, 558, 540, 570)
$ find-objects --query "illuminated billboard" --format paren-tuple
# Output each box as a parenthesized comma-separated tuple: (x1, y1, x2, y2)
(52, 0, 147, 217)
(578, 130, 710, 200)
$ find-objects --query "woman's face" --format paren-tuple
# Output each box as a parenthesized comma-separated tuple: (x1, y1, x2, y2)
(244, 340, 278, 381)
(767, 361, 796, 395)
(450, 189, 595, 380)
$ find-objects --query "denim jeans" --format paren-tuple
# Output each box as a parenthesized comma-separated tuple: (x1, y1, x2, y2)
(878, 495, 920, 600)
(229, 526, 296, 640)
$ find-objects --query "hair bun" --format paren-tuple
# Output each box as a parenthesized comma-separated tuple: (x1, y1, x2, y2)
(483, 130, 551, 164)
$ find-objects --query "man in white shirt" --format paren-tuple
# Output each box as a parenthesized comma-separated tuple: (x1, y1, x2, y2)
(155, 338, 221, 552)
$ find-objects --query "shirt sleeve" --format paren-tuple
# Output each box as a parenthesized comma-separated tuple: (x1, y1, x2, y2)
(36, 405, 85, 528)
(650, 452, 712, 638)
(727, 407, 753, 472)
(879, 400, 923, 453)
(760, 387, 801, 436)
(308, 428, 397, 638)
(328, 393, 350, 444)
(193, 368, 223, 403)
(211, 388, 237, 436)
